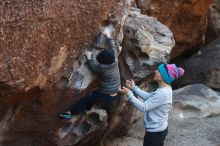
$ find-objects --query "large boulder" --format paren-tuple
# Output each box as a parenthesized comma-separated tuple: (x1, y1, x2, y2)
(57, 107, 108, 146)
(0, 1, 142, 146)
(0, 0, 116, 95)
(171, 84, 220, 119)
(175, 38, 220, 90)
(0, 1, 175, 146)
(135, 0, 213, 58)
(120, 9, 174, 81)
(0, 0, 124, 146)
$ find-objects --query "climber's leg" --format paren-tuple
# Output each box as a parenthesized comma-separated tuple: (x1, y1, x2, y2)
(69, 91, 100, 115)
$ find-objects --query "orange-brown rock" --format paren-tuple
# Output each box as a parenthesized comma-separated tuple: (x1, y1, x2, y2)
(0, 1, 176, 146)
(0, 0, 115, 95)
(135, 0, 214, 58)
(0, 1, 138, 146)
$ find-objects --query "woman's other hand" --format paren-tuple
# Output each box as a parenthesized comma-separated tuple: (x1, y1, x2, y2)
(118, 87, 130, 94)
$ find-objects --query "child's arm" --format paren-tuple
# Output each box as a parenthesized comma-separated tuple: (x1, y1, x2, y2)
(107, 37, 118, 57)
(85, 51, 101, 73)
(103, 29, 121, 58)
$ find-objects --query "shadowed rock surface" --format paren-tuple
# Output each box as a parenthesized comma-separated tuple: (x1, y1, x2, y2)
(57, 107, 108, 146)
(175, 38, 220, 90)
(206, 0, 220, 43)
(135, 0, 213, 58)
(0, 88, 78, 146)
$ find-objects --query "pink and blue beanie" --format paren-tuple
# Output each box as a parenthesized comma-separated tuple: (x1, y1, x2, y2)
(158, 64, 185, 84)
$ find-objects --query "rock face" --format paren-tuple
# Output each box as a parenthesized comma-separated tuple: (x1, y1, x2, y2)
(216, 0, 220, 8)
(0, 1, 175, 146)
(206, 0, 220, 43)
(58, 107, 108, 146)
(135, 0, 213, 58)
(171, 84, 220, 119)
(120, 9, 174, 81)
(175, 38, 220, 90)
(0, 0, 116, 95)
(0, 0, 127, 146)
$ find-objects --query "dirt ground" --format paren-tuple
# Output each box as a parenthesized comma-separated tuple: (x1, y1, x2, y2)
(104, 114, 220, 146)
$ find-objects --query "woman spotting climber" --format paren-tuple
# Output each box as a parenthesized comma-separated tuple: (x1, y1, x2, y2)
(58, 28, 121, 123)
(119, 64, 184, 146)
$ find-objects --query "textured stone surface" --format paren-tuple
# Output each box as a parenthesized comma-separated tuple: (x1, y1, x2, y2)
(0, 1, 139, 146)
(0, 0, 115, 94)
(171, 84, 220, 119)
(121, 9, 174, 80)
(215, 0, 220, 9)
(57, 107, 108, 146)
(135, 0, 213, 58)
(0, 0, 176, 146)
(175, 38, 220, 90)
(0, 88, 77, 146)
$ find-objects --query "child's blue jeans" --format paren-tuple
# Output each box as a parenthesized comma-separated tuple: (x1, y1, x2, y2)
(69, 90, 116, 114)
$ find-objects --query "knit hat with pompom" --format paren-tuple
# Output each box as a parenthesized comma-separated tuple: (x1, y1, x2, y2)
(158, 64, 185, 84)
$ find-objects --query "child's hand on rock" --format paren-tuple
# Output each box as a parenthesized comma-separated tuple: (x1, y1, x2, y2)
(102, 28, 111, 38)
(85, 51, 92, 60)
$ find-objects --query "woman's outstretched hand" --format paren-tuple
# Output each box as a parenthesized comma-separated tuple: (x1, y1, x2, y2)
(118, 87, 130, 94)
(126, 79, 135, 89)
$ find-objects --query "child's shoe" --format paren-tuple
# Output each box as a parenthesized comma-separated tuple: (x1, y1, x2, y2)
(58, 111, 72, 120)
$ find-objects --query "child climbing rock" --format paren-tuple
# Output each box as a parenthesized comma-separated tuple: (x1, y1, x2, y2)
(58, 28, 121, 122)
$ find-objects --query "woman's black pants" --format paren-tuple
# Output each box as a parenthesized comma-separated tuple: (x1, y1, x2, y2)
(143, 128, 168, 146)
